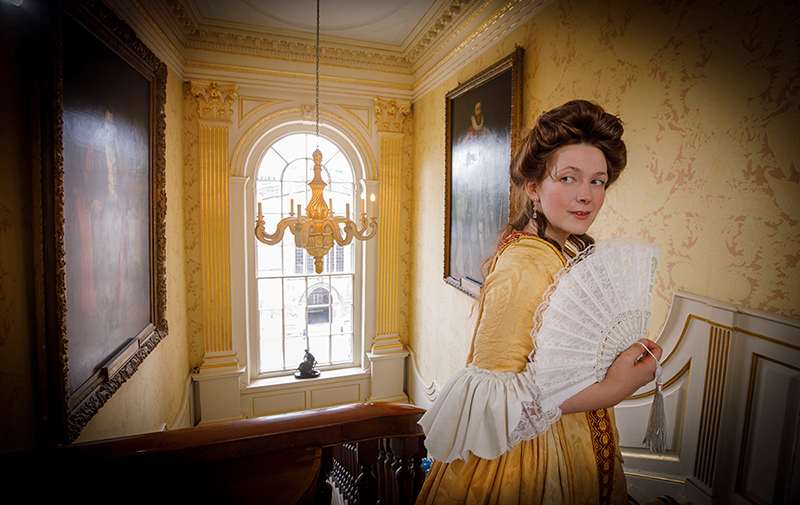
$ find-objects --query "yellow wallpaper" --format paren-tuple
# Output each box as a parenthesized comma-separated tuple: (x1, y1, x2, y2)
(183, 83, 206, 368)
(398, 118, 414, 345)
(409, 0, 800, 389)
(77, 68, 191, 441)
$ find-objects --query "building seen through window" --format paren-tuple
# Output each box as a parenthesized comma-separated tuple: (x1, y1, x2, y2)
(255, 133, 355, 375)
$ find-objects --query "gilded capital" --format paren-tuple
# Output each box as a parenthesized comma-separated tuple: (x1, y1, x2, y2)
(374, 98, 411, 133)
(190, 81, 239, 121)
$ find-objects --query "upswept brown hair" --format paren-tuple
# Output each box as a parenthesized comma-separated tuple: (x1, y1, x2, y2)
(501, 99, 627, 258)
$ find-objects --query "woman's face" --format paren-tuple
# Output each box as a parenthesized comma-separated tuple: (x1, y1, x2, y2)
(525, 143, 609, 247)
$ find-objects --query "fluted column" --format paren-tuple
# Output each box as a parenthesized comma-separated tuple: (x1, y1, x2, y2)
(367, 98, 411, 402)
(189, 81, 243, 423)
(371, 98, 411, 354)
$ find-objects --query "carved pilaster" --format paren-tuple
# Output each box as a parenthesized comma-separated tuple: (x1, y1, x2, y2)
(189, 82, 240, 374)
(190, 82, 243, 423)
(366, 98, 411, 403)
(372, 98, 411, 355)
(190, 81, 238, 121)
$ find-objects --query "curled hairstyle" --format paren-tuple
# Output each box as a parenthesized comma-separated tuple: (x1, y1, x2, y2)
(502, 99, 627, 256)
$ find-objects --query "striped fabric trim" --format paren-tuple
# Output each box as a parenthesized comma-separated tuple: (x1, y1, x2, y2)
(587, 408, 616, 505)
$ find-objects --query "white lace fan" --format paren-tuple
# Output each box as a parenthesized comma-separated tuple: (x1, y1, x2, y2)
(528, 238, 666, 452)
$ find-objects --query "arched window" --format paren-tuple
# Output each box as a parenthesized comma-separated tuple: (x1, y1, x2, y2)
(254, 132, 357, 375)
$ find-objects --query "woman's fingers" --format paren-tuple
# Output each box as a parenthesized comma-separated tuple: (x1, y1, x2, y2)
(636, 338, 663, 362)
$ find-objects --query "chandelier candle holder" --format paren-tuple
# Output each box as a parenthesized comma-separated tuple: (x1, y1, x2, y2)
(255, 149, 377, 274)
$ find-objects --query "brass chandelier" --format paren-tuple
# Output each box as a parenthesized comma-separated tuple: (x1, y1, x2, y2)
(254, 0, 377, 274)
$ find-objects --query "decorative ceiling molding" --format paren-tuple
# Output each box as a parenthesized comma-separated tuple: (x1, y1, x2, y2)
(184, 60, 414, 92)
(107, 0, 554, 100)
(144, 0, 486, 74)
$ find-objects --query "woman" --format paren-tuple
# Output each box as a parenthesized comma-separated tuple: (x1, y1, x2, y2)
(417, 100, 662, 505)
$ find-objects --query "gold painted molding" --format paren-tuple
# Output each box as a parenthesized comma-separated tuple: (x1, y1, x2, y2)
(189, 81, 239, 121)
(374, 98, 412, 134)
(238, 97, 287, 127)
(414, 0, 529, 89)
(185, 60, 413, 92)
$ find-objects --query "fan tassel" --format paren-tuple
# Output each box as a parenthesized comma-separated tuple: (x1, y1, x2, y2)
(638, 343, 667, 454)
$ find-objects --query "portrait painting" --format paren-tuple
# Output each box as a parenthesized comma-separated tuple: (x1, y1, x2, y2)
(444, 48, 524, 295)
(39, 0, 167, 443)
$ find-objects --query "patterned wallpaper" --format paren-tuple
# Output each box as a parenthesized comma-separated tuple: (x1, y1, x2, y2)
(182, 83, 206, 369)
(409, 0, 800, 389)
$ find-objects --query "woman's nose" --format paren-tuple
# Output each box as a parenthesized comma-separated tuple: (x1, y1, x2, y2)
(577, 183, 593, 203)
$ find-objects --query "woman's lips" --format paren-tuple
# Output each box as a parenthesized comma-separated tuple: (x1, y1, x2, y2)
(570, 211, 590, 220)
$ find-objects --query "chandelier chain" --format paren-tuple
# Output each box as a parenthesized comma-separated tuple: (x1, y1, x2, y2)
(253, 0, 378, 275)
(315, 0, 320, 148)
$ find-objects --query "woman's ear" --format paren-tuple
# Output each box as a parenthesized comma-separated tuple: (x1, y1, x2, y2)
(524, 180, 539, 201)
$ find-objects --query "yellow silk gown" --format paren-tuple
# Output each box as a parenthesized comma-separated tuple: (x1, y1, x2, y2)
(417, 234, 627, 505)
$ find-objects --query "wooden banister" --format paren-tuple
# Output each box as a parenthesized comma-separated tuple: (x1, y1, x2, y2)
(5, 402, 427, 504)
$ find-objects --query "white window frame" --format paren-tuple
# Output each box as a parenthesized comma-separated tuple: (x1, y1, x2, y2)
(235, 121, 375, 385)
(253, 132, 358, 376)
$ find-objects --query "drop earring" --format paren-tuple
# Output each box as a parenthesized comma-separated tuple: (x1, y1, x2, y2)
(532, 200, 538, 220)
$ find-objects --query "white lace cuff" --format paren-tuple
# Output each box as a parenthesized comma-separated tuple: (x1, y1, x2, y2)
(418, 365, 561, 462)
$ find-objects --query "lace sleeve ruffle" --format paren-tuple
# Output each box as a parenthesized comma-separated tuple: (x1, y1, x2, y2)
(418, 365, 561, 463)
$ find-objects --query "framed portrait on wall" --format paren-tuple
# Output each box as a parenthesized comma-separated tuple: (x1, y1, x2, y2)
(38, 0, 168, 443)
(444, 47, 524, 296)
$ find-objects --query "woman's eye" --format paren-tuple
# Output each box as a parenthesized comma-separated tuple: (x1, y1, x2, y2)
(592, 179, 607, 186)
(560, 176, 574, 183)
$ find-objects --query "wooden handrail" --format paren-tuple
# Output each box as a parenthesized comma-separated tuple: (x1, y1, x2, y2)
(5, 402, 427, 504)
(49, 401, 425, 463)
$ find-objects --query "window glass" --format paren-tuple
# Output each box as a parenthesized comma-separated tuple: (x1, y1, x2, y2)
(255, 133, 356, 375)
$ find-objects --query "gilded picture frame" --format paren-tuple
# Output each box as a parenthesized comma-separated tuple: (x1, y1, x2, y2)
(39, 0, 168, 444)
(444, 47, 524, 296)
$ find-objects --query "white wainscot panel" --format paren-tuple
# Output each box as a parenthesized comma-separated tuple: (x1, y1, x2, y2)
(311, 384, 361, 408)
(736, 356, 800, 505)
(252, 391, 306, 417)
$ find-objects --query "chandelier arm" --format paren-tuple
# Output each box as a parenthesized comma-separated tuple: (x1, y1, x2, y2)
(328, 217, 356, 246)
(349, 219, 378, 241)
(255, 216, 300, 245)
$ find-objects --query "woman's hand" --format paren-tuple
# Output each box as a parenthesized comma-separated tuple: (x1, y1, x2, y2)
(602, 338, 663, 400)
(559, 339, 663, 415)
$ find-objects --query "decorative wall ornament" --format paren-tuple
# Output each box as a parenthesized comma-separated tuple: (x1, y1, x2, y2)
(302, 104, 316, 121)
(374, 98, 412, 134)
(189, 81, 238, 121)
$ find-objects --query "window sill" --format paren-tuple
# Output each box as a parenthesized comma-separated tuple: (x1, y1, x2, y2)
(244, 367, 370, 394)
